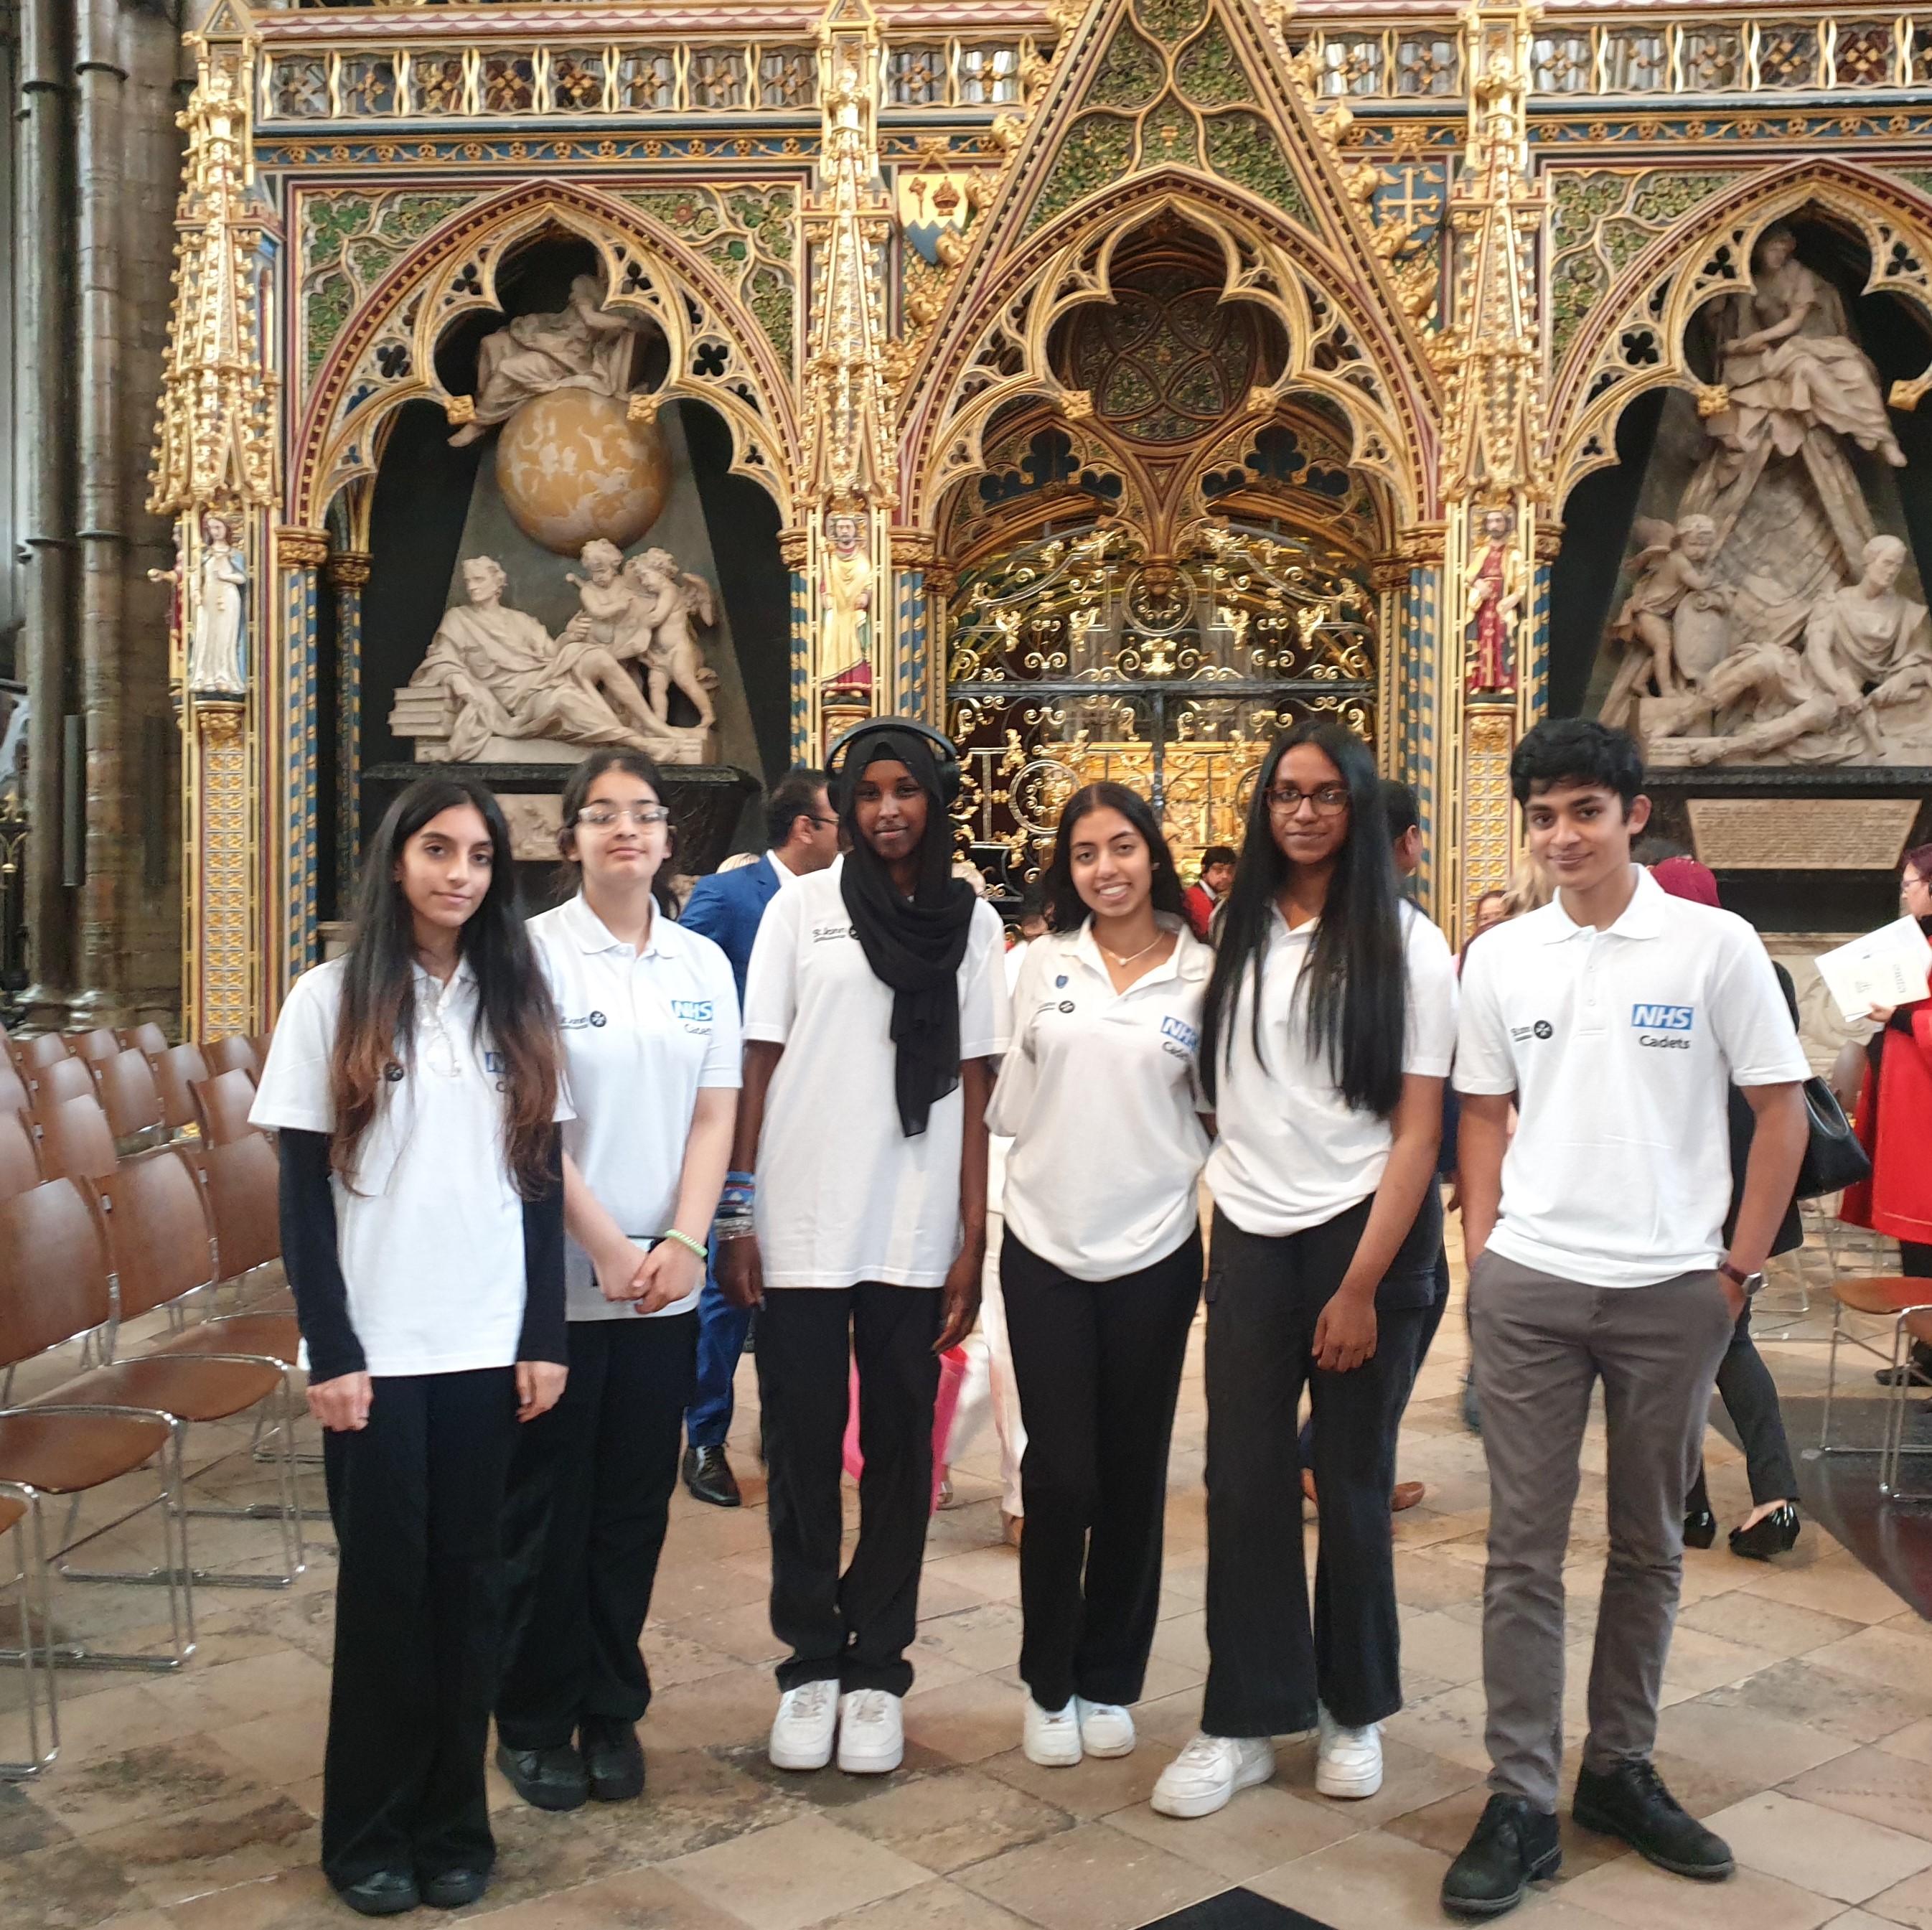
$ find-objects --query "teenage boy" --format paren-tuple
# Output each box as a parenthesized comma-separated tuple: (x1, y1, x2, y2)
(1443, 719, 1807, 1920)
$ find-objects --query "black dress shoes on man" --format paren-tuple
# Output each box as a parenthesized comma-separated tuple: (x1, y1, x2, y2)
(495, 1739, 589, 1812)
(1572, 1760, 1734, 1879)
(1729, 1502, 1800, 1561)
(419, 1870, 489, 1910)
(1682, 1506, 1717, 1550)
(333, 1870, 421, 1916)
(581, 1714, 646, 1802)
(1442, 1793, 1562, 1918)
(682, 1444, 742, 1508)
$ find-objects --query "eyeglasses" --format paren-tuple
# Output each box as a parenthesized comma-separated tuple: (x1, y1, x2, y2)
(577, 805, 670, 829)
(1265, 784, 1351, 816)
(806, 815, 839, 830)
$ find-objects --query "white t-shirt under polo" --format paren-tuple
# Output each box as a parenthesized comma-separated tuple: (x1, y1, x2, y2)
(743, 860, 1010, 1289)
(250, 955, 568, 1377)
(1206, 902, 1458, 1237)
(530, 894, 741, 1324)
(1454, 866, 1810, 1289)
(989, 920, 1212, 1281)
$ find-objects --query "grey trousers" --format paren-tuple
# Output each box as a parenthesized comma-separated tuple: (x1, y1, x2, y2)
(1469, 1250, 1735, 1812)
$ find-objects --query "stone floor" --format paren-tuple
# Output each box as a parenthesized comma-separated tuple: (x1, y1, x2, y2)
(3, 1219, 1932, 1930)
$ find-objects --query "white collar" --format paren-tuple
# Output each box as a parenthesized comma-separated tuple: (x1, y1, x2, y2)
(560, 889, 665, 959)
(1069, 914, 1203, 988)
(1539, 866, 1666, 945)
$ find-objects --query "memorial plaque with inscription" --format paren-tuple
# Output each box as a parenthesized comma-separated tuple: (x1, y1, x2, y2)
(1687, 798, 1921, 871)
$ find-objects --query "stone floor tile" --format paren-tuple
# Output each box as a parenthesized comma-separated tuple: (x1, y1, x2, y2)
(472, 1865, 747, 1930)
(1245, 1824, 1453, 1929)
(99, 1791, 317, 1910)
(1879, 1720, 1932, 1770)
(1557, 1853, 1842, 1930)
(664, 1814, 934, 1930)
(902, 1677, 1035, 1769)
(1861, 1863, 1932, 1926)
(1784, 1748, 1932, 1845)
(1804, 1627, 1932, 1697)
(1391, 1551, 1485, 1613)
(1656, 1698, 1857, 1788)
(25, 1738, 269, 1842)
(1822, 1911, 1919, 1930)
(838, 1766, 1074, 1874)
(910, 1603, 1027, 1679)
(198, 1717, 324, 1794)
(1743, 1557, 1912, 1626)
(1379, 1780, 1628, 1885)
(1395, 1608, 1485, 1687)
(1677, 1589, 1863, 1662)
(817, 1875, 1038, 1930)
(643, 1664, 787, 1753)
(1704, 1790, 1932, 1904)
(976, 1742, 1166, 1823)
(1102, 1781, 1357, 1881)
(1699, 1658, 1932, 1745)
(0, 1837, 146, 1930)
(952, 1817, 1223, 1930)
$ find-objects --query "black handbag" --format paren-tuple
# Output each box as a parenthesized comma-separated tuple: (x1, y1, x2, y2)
(1795, 1074, 1870, 1199)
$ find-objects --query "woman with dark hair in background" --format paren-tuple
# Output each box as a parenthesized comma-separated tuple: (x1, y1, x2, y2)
(722, 721, 1009, 1779)
(250, 777, 568, 1916)
(989, 783, 1212, 1767)
(1153, 719, 1457, 1819)
(494, 750, 740, 1813)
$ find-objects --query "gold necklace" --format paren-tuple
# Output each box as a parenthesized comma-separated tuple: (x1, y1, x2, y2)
(1098, 928, 1166, 968)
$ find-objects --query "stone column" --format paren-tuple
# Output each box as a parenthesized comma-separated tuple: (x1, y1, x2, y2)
(184, 695, 251, 1041)
(327, 550, 370, 909)
(276, 527, 329, 1006)
(888, 528, 936, 726)
(1379, 527, 1450, 923)
(779, 527, 812, 765)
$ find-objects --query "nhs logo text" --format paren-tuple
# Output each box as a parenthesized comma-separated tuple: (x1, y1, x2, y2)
(1630, 1004, 1694, 1031)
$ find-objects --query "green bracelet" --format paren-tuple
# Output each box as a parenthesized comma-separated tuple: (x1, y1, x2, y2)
(660, 1227, 708, 1263)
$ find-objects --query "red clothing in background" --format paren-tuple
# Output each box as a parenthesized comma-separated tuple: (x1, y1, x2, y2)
(1844, 994, 1932, 1245)
(1183, 882, 1216, 940)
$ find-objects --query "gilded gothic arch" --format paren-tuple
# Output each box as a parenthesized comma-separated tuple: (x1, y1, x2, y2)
(1547, 161, 1932, 508)
(293, 181, 801, 532)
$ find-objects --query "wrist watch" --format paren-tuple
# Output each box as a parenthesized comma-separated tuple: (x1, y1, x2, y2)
(1717, 1257, 1765, 1298)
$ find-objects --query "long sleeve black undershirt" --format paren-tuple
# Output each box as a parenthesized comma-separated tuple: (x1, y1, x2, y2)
(276, 1125, 569, 1379)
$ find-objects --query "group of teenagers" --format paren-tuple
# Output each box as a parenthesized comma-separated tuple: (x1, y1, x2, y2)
(253, 708, 1812, 1924)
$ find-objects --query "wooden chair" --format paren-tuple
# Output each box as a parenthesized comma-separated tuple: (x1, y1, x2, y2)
(1820, 1275, 1932, 1456)
(151, 1130, 290, 1336)
(202, 1036, 258, 1081)
(0, 1061, 31, 1128)
(0, 1113, 40, 1206)
(0, 1479, 56, 1777)
(67, 1030, 121, 1067)
(0, 1179, 190, 1669)
(115, 1023, 169, 1062)
(96, 1051, 166, 1151)
(38, 1097, 116, 1187)
(191, 1069, 258, 1148)
(153, 1044, 209, 1135)
(8, 1035, 70, 1077)
(248, 1034, 273, 1072)
(28, 1057, 96, 1125)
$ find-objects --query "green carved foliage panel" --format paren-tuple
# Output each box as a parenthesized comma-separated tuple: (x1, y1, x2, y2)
(1028, 114, 1138, 233)
(1203, 112, 1310, 229)
(1175, 17, 1255, 108)
(619, 183, 799, 369)
(1135, 0, 1210, 45)
(1091, 27, 1164, 111)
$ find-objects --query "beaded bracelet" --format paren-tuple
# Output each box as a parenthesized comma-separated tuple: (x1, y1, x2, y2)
(660, 1227, 708, 1263)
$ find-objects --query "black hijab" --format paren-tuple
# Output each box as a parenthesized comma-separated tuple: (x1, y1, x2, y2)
(837, 725, 976, 1136)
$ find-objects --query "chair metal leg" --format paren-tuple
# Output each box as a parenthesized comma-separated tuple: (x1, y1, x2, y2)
(0, 1486, 57, 1778)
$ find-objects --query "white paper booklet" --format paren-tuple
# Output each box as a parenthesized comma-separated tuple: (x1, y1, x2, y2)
(1814, 915, 1932, 1024)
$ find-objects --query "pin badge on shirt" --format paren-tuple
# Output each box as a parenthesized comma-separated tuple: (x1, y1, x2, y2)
(1055, 975, 1068, 987)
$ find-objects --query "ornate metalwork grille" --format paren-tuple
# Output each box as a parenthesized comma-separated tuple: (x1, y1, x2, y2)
(946, 518, 1377, 890)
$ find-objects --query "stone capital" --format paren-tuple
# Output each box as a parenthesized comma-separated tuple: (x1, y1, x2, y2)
(276, 525, 330, 571)
(327, 551, 372, 589)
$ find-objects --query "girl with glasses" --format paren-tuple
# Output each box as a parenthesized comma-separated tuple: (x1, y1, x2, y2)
(494, 749, 740, 1815)
(1152, 719, 1457, 1819)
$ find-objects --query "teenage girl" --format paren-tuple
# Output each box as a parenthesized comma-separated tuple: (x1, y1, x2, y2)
(251, 775, 567, 1916)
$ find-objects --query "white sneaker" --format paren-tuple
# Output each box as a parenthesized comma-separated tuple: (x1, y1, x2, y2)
(837, 1689, 904, 1774)
(1150, 1733, 1275, 1818)
(1023, 1696, 1082, 1766)
(1076, 1697, 1136, 1758)
(1315, 1705, 1383, 1799)
(769, 1680, 838, 1771)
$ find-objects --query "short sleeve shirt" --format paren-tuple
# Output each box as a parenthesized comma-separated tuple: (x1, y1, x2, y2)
(248, 955, 561, 1377)
(988, 920, 1211, 1280)
(743, 861, 1010, 1288)
(1206, 902, 1459, 1237)
(1454, 866, 1811, 1288)
(530, 895, 741, 1322)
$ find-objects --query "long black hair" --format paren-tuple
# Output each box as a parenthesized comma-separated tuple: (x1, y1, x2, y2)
(1039, 782, 1186, 932)
(1199, 718, 1407, 1115)
(555, 748, 678, 916)
(332, 775, 560, 1196)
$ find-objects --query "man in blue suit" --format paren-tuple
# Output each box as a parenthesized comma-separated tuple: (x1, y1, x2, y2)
(678, 768, 839, 1506)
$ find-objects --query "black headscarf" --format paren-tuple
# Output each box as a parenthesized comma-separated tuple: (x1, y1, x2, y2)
(837, 724, 976, 1136)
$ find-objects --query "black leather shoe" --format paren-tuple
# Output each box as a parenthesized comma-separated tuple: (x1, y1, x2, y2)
(1572, 1761, 1734, 1880)
(494, 1740, 588, 1812)
(1683, 1507, 1717, 1550)
(683, 1445, 742, 1508)
(1730, 1503, 1800, 1562)
(1442, 1793, 1561, 1918)
(418, 1870, 488, 1911)
(333, 1870, 421, 1916)
(1876, 1340, 1932, 1387)
(581, 1714, 645, 1803)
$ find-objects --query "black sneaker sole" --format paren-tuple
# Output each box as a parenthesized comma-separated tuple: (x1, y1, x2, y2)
(1442, 1845, 1561, 1918)
(494, 1745, 588, 1813)
(588, 1766, 645, 1802)
(1571, 1801, 1733, 1880)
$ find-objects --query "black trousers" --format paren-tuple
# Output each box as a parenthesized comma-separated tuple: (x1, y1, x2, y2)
(496, 1311, 698, 1751)
(756, 1284, 941, 1697)
(1685, 1300, 1799, 1514)
(1003, 1229, 1202, 1712)
(1203, 1202, 1427, 1736)
(320, 1368, 519, 1890)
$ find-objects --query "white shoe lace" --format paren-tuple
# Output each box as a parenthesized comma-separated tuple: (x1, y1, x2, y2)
(1176, 1733, 1232, 1770)
(847, 1689, 892, 1726)
(789, 1680, 835, 1723)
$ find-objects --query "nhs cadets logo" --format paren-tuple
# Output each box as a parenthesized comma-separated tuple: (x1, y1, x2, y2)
(1631, 1003, 1694, 1050)
(671, 998, 715, 1034)
(1160, 1014, 1199, 1062)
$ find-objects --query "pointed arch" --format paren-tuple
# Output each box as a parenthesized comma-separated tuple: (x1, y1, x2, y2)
(1546, 159, 1932, 507)
(291, 178, 801, 529)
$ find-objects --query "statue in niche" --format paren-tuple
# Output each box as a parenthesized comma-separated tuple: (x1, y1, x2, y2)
(1464, 507, 1523, 695)
(189, 511, 248, 696)
(625, 549, 720, 731)
(565, 539, 639, 654)
(448, 274, 647, 447)
(821, 510, 873, 688)
(397, 556, 700, 764)
(1598, 515, 1734, 729)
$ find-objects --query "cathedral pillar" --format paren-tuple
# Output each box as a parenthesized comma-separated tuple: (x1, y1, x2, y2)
(327, 550, 370, 907)
(779, 527, 813, 764)
(183, 689, 252, 1042)
(275, 527, 329, 1001)
(889, 528, 937, 726)
(1377, 528, 1450, 917)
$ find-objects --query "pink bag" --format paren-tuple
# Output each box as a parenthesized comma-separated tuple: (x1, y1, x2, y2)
(843, 1346, 968, 1514)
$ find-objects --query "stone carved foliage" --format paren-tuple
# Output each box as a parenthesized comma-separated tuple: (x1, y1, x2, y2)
(618, 184, 799, 370)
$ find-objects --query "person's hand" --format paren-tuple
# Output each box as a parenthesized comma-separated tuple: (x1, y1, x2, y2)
(1312, 1291, 1377, 1374)
(516, 1361, 567, 1423)
(1870, 1003, 1896, 1026)
(592, 1237, 653, 1304)
(935, 1245, 983, 1354)
(631, 1237, 704, 1316)
(1717, 1272, 1747, 1321)
(307, 1371, 372, 1432)
(718, 1233, 764, 1311)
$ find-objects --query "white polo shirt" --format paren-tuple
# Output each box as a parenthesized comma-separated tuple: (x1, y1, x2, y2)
(1455, 866, 1810, 1288)
(530, 894, 741, 1322)
(249, 955, 568, 1377)
(1206, 902, 1458, 1237)
(989, 920, 1212, 1280)
(743, 860, 1010, 1288)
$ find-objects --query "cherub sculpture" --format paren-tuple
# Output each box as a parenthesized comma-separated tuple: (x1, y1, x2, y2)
(1598, 515, 1735, 727)
(566, 539, 640, 655)
(625, 549, 718, 732)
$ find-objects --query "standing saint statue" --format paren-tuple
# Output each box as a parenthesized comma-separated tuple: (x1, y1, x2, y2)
(189, 512, 248, 695)
(821, 510, 873, 687)
(449, 274, 647, 447)
(1465, 507, 1524, 695)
